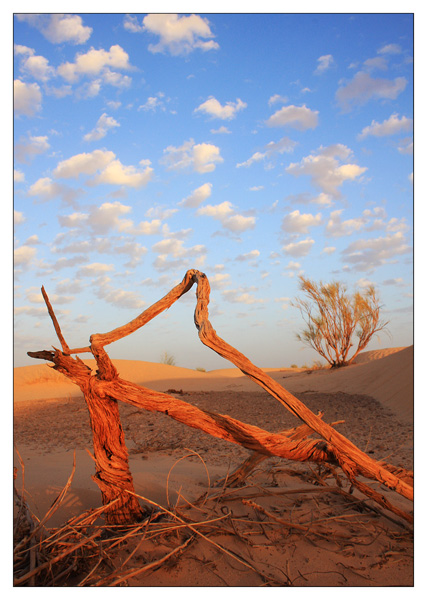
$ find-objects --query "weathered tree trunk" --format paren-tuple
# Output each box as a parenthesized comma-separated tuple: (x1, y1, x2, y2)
(27, 270, 413, 526)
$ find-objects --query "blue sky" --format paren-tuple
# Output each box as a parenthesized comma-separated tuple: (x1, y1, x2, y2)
(13, 12, 414, 370)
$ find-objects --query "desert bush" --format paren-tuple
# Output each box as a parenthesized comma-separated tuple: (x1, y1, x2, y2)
(293, 276, 389, 368)
(195, 367, 206, 372)
(160, 351, 176, 366)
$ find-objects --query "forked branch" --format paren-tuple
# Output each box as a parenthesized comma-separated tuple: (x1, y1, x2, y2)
(28, 269, 413, 524)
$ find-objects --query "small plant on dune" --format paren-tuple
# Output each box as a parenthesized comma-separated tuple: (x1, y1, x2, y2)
(160, 351, 176, 366)
(290, 364, 298, 369)
(293, 276, 389, 368)
(195, 367, 206, 372)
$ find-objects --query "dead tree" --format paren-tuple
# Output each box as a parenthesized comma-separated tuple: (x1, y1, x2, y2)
(28, 270, 413, 526)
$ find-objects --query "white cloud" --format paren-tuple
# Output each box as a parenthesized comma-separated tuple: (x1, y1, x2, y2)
(210, 126, 231, 135)
(15, 45, 55, 82)
(341, 232, 411, 271)
(235, 250, 260, 261)
(53, 149, 153, 188)
(268, 94, 288, 105)
(314, 54, 334, 74)
(90, 159, 153, 188)
(83, 113, 120, 142)
(14, 80, 42, 117)
(14, 245, 36, 266)
(209, 273, 231, 289)
(14, 169, 25, 183)
(54, 149, 116, 178)
(14, 135, 50, 163)
(336, 71, 407, 111)
(179, 183, 212, 207)
(283, 238, 314, 257)
(57, 45, 132, 87)
(281, 210, 322, 234)
(194, 97, 247, 120)
(358, 113, 413, 139)
(28, 177, 81, 207)
(161, 139, 223, 173)
(266, 104, 318, 130)
(141, 13, 219, 56)
(398, 138, 413, 155)
(222, 289, 265, 305)
(325, 209, 365, 237)
(197, 201, 256, 233)
(138, 92, 169, 113)
(286, 144, 367, 198)
(378, 43, 402, 55)
(123, 15, 144, 33)
(237, 136, 296, 168)
(17, 14, 92, 44)
(14, 210, 25, 225)
(322, 246, 336, 254)
(77, 263, 114, 277)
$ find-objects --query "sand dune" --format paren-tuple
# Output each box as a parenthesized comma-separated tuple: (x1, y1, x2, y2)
(13, 346, 414, 586)
(15, 346, 413, 423)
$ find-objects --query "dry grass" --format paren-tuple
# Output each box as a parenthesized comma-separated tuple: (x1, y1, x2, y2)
(13, 449, 413, 587)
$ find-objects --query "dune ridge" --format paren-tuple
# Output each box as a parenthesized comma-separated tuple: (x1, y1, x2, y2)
(14, 346, 413, 424)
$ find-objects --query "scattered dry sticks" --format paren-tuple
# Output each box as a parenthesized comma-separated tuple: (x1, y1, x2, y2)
(27, 269, 413, 526)
(13, 455, 413, 587)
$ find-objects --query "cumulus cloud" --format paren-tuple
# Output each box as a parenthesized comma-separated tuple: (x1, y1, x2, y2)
(341, 232, 411, 271)
(57, 45, 132, 91)
(336, 71, 407, 111)
(14, 79, 42, 116)
(14, 210, 25, 225)
(358, 113, 413, 139)
(222, 288, 265, 305)
(179, 183, 212, 207)
(209, 273, 231, 290)
(235, 250, 260, 262)
(90, 159, 153, 188)
(28, 177, 81, 207)
(15, 44, 55, 82)
(286, 144, 367, 199)
(14, 170, 25, 183)
(138, 92, 168, 112)
(151, 237, 207, 272)
(16, 14, 92, 44)
(140, 13, 219, 56)
(53, 149, 153, 188)
(398, 138, 413, 155)
(54, 149, 116, 178)
(58, 201, 162, 237)
(325, 209, 365, 237)
(161, 139, 223, 173)
(378, 43, 402, 55)
(194, 97, 247, 120)
(281, 210, 322, 234)
(266, 104, 318, 130)
(237, 136, 296, 168)
(282, 238, 314, 257)
(83, 113, 120, 142)
(314, 54, 334, 74)
(196, 201, 256, 233)
(14, 135, 50, 163)
(96, 281, 146, 310)
(268, 94, 288, 105)
(77, 263, 114, 277)
(14, 245, 36, 266)
(210, 126, 231, 135)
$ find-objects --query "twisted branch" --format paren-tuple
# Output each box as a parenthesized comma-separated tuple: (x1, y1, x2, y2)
(28, 269, 413, 524)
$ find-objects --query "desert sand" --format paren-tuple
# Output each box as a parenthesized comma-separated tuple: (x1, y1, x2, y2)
(13, 346, 414, 587)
